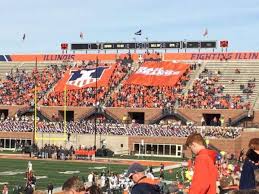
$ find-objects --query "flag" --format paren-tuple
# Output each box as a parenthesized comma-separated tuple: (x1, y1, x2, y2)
(134, 30, 142, 36)
(203, 28, 208, 37)
(22, 33, 26, 41)
(126, 61, 190, 87)
(80, 32, 84, 39)
(54, 65, 116, 92)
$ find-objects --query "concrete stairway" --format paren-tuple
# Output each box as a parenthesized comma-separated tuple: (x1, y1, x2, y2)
(183, 62, 206, 96)
(103, 63, 138, 106)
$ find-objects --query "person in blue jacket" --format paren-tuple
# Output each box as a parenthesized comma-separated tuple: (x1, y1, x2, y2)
(240, 138, 259, 190)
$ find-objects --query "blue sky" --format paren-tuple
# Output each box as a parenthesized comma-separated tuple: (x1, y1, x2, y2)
(1, 0, 259, 54)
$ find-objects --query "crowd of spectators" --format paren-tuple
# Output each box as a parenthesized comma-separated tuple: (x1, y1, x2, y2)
(106, 71, 190, 108)
(42, 62, 132, 106)
(0, 116, 243, 138)
(179, 70, 251, 109)
(0, 64, 69, 106)
(31, 143, 75, 160)
(50, 152, 258, 194)
(0, 115, 34, 132)
(0, 59, 255, 110)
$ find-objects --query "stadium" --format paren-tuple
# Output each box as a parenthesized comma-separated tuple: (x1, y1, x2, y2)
(0, 39, 259, 193)
(1, 0, 259, 193)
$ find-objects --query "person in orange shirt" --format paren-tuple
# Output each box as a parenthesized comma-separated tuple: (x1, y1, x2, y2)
(185, 133, 218, 194)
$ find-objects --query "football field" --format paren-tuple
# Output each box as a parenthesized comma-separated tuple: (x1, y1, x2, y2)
(0, 158, 179, 191)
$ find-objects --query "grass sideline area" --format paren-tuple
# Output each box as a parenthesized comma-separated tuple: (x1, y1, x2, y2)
(113, 155, 184, 162)
(0, 150, 184, 162)
(0, 158, 180, 191)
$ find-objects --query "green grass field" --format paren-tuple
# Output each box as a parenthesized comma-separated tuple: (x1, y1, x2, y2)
(0, 158, 181, 191)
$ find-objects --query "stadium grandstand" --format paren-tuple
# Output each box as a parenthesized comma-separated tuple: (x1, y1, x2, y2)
(2, 0, 259, 193)
(1, 44, 259, 194)
(0, 49, 259, 157)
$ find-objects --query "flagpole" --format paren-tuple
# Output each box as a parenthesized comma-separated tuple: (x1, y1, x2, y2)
(33, 57, 38, 144)
(64, 85, 67, 138)
(133, 38, 136, 53)
(94, 57, 98, 149)
(34, 82, 37, 143)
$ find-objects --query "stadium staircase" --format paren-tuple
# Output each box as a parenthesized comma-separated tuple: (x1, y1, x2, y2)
(78, 108, 96, 121)
(102, 108, 122, 122)
(149, 108, 190, 124)
(230, 110, 251, 126)
(103, 62, 140, 106)
(204, 61, 259, 109)
(16, 106, 52, 121)
(78, 106, 121, 122)
(183, 62, 207, 96)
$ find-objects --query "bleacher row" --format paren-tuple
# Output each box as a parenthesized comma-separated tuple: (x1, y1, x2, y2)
(0, 118, 242, 138)
(0, 56, 259, 110)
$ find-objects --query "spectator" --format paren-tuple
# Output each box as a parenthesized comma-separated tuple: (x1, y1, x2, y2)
(47, 183, 53, 194)
(88, 172, 94, 184)
(62, 176, 85, 194)
(2, 184, 8, 194)
(85, 185, 102, 194)
(185, 133, 218, 194)
(240, 138, 259, 190)
(201, 116, 206, 126)
(126, 163, 161, 194)
(235, 68, 241, 74)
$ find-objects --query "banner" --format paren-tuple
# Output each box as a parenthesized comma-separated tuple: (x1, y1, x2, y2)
(164, 52, 259, 61)
(125, 62, 189, 87)
(54, 65, 116, 92)
(2, 52, 259, 62)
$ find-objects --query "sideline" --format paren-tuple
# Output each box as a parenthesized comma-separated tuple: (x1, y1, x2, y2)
(0, 153, 179, 166)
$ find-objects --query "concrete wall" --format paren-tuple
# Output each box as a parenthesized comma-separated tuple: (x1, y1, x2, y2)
(34, 133, 128, 155)
(2, 130, 259, 158)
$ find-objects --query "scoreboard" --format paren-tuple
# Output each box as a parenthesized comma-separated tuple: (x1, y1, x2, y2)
(70, 41, 217, 50)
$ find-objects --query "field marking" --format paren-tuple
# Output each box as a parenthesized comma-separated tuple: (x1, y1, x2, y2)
(0, 170, 25, 176)
(152, 163, 182, 173)
(23, 176, 48, 180)
(58, 171, 80, 174)
(88, 167, 107, 170)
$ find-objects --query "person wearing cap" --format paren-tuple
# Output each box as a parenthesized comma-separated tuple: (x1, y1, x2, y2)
(239, 138, 259, 190)
(126, 162, 160, 194)
(185, 133, 218, 194)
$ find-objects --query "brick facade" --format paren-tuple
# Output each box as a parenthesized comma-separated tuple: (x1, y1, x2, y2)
(2, 106, 258, 125)
(1, 130, 258, 159)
